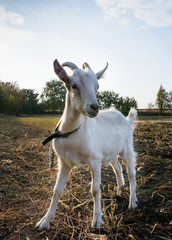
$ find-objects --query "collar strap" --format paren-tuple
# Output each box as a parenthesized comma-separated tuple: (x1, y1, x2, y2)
(42, 124, 81, 146)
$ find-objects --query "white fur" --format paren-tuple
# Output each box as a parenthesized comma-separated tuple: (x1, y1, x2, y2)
(36, 60, 138, 230)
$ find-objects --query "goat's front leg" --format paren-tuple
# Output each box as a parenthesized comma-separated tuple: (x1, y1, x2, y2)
(90, 162, 104, 228)
(36, 159, 71, 230)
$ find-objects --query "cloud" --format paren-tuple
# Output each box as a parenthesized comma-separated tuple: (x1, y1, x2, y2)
(0, 5, 32, 45)
(0, 5, 24, 25)
(0, 24, 32, 44)
(95, 0, 172, 28)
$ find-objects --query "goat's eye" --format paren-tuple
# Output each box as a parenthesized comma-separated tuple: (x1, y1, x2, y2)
(72, 84, 78, 90)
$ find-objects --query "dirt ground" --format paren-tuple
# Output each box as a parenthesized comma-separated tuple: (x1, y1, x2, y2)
(0, 116, 172, 239)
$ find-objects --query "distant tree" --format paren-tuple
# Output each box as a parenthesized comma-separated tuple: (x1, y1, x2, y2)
(120, 96, 138, 116)
(41, 80, 66, 113)
(97, 90, 137, 115)
(22, 89, 39, 114)
(0, 81, 22, 114)
(97, 91, 119, 109)
(166, 91, 172, 109)
(155, 84, 168, 114)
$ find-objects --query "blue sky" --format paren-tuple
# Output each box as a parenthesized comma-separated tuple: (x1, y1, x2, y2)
(0, 0, 172, 108)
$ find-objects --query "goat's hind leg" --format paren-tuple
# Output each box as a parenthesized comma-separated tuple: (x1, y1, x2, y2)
(111, 157, 124, 195)
(36, 158, 71, 230)
(124, 148, 138, 209)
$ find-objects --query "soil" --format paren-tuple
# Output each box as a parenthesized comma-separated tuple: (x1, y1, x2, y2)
(0, 117, 172, 239)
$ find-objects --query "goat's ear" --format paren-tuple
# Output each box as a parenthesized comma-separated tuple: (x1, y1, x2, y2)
(95, 62, 108, 80)
(53, 59, 70, 86)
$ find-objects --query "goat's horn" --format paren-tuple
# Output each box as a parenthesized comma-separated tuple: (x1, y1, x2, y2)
(62, 62, 78, 70)
(96, 62, 108, 80)
(83, 62, 91, 71)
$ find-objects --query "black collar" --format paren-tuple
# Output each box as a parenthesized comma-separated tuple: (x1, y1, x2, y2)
(42, 123, 81, 146)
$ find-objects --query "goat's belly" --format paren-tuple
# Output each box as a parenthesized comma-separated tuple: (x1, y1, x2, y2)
(62, 152, 118, 168)
(63, 148, 118, 168)
(101, 151, 118, 167)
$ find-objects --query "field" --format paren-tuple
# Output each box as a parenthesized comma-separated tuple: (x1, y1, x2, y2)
(0, 115, 172, 240)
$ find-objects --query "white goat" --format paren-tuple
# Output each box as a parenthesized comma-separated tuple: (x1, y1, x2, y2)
(36, 59, 138, 230)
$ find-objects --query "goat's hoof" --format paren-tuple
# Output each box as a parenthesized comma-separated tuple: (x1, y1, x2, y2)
(36, 217, 50, 230)
(129, 196, 138, 209)
(129, 201, 138, 209)
(92, 218, 104, 228)
(117, 186, 124, 195)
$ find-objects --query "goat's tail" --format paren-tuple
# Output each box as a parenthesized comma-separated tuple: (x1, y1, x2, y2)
(127, 108, 137, 127)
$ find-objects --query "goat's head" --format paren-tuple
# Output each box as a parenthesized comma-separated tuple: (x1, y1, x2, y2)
(54, 59, 108, 118)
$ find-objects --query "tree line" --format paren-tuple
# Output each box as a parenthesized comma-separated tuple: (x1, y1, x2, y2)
(0, 81, 40, 115)
(0, 80, 138, 115)
(0, 80, 171, 115)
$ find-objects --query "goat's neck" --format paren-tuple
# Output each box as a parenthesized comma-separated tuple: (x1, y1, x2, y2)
(59, 91, 83, 133)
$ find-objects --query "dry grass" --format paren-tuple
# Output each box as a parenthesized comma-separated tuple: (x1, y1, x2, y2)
(0, 115, 172, 239)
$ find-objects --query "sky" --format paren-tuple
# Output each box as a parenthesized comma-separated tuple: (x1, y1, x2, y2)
(0, 0, 172, 109)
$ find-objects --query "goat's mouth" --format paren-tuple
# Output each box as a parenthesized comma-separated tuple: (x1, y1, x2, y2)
(84, 109, 99, 118)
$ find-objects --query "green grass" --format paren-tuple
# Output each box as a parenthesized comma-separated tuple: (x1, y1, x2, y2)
(17, 116, 60, 130)
(0, 115, 61, 132)
(0, 115, 61, 140)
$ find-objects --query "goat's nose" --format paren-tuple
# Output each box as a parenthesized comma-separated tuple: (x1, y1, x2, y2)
(90, 103, 99, 111)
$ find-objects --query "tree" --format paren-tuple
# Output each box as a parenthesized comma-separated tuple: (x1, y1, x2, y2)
(41, 80, 66, 113)
(97, 91, 119, 109)
(120, 97, 138, 115)
(97, 90, 138, 115)
(0, 81, 22, 114)
(22, 89, 39, 114)
(166, 91, 172, 109)
(155, 84, 168, 114)
(0, 81, 40, 115)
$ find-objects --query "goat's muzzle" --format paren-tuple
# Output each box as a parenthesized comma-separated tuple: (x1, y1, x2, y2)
(85, 103, 99, 118)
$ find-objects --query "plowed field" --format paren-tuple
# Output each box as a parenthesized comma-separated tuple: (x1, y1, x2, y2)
(0, 116, 171, 239)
